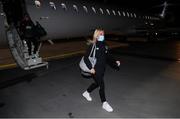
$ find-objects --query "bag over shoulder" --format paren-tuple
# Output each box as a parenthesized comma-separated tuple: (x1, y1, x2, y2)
(79, 43, 97, 74)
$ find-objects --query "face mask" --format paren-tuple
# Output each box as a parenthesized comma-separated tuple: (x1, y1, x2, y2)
(97, 35, 105, 42)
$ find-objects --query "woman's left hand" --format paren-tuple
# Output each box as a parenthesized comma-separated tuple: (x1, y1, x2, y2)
(116, 61, 120, 66)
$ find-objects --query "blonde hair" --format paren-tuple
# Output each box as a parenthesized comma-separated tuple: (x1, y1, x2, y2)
(87, 29, 104, 44)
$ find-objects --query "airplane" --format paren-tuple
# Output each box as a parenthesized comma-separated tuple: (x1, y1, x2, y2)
(0, 0, 162, 70)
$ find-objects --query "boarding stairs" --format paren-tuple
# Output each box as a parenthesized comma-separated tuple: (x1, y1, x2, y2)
(6, 25, 48, 70)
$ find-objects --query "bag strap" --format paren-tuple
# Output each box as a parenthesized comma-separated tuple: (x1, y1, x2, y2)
(89, 43, 95, 57)
(92, 44, 96, 58)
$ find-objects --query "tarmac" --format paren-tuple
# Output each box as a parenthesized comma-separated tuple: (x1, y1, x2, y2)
(0, 40, 128, 70)
(0, 39, 180, 118)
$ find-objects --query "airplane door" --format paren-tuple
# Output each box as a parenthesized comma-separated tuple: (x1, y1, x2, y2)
(0, 2, 7, 47)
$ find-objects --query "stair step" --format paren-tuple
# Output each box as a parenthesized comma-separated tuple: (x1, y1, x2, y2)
(24, 62, 48, 70)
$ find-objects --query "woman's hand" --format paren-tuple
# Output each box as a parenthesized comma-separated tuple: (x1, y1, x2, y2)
(90, 68, 96, 74)
(116, 61, 120, 66)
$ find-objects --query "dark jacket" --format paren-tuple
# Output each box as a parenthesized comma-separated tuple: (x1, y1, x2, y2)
(20, 18, 35, 39)
(84, 41, 119, 75)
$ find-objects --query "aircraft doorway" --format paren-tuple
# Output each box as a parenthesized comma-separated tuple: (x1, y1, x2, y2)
(1, 0, 26, 27)
(1, 0, 48, 70)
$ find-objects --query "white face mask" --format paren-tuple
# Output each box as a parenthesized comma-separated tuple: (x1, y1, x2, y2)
(97, 35, 105, 42)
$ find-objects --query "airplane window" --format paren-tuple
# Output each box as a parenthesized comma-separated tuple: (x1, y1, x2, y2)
(49, 2, 56, 10)
(99, 8, 104, 14)
(130, 13, 133, 18)
(118, 11, 121, 16)
(73, 5, 78, 12)
(129, 13, 131, 17)
(92, 7, 96, 14)
(112, 10, 116, 16)
(61, 3, 67, 11)
(106, 9, 110, 15)
(122, 11, 125, 16)
(127, 12, 129, 17)
(134, 13, 137, 18)
(35, 0, 41, 8)
(83, 6, 88, 13)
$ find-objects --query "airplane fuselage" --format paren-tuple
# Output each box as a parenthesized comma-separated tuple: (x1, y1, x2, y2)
(1, 0, 160, 44)
(26, 0, 160, 39)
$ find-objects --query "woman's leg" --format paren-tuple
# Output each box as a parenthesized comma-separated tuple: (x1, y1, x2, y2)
(87, 74, 106, 102)
(83, 76, 99, 101)
(26, 39, 32, 55)
(87, 82, 98, 93)
(95, 74, 106, 103)
(32, 39, 40, 54)
(94, 74, 113, 112)
(84, 73, 106, 103)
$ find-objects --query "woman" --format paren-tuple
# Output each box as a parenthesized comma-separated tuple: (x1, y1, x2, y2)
(20, 15, 40, 57)
(82, 29, 120, 112)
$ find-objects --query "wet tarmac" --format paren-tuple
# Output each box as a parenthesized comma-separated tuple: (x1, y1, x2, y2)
(0, 39, 180, 117)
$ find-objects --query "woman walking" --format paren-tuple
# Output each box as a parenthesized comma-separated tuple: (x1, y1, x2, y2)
(82, 29, 120, 112)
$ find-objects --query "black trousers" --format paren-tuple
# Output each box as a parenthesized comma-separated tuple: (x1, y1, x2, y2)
(87, 73, 106, 103)
(26, 38, 40, 55)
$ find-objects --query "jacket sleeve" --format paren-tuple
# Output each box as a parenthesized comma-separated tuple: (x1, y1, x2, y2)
(84, 44, 93, 69)
(106, 46, 120, 70)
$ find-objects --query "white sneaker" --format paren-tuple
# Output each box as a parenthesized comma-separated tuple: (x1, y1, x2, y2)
(82, 91, 92, 101)
(102, 101, 113, 112)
